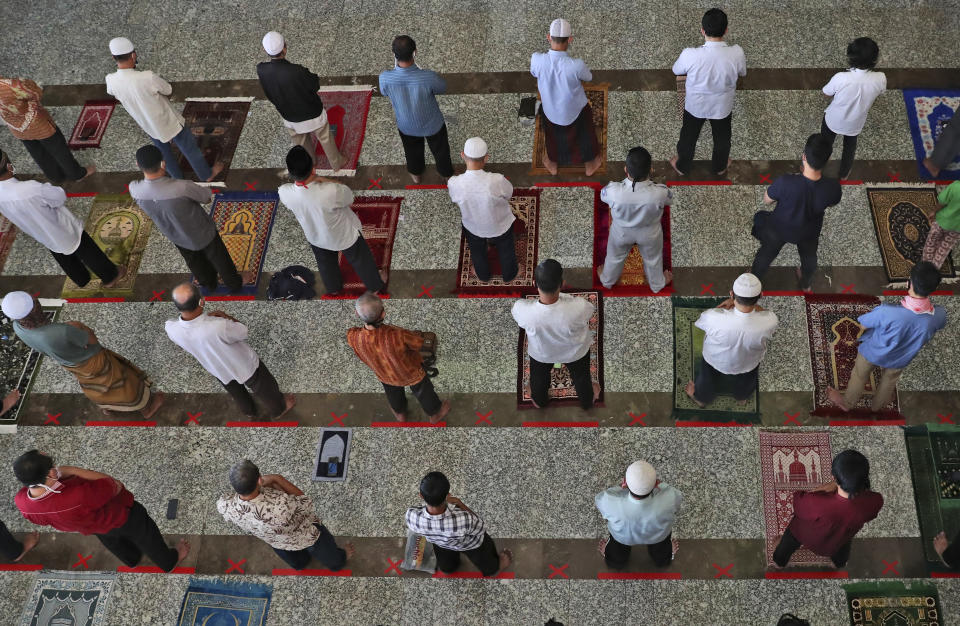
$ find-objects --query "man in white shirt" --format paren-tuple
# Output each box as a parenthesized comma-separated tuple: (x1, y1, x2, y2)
(278, 146, 384, 295)
(670, 9, 746, 176)
(685, 273, 778, 407)
(447, 137, 517, 283)
(165, 282, 295, 419)
(105, 37, 221, 182)
(0, 149, 123, 288)
(511, 259, 598, 410)
(530, 19, 601, 176)
(820, 37, 886, 179)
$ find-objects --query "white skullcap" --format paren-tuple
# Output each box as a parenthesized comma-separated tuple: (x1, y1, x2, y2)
(625, 460, 657, 496)
(109, 37, 135, 56)
(549, 18, 572, 38)
(1, 291, 34, 321)
(262, 31, 285, 56)
(463, 137, 488, 159)
(732, 273, 762, 298)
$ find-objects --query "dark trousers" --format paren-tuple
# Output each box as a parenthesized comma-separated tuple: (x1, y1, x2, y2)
(434, 533, 501, 577)
(750, 221, 819, 289)
(399, 124, 454, 178)
(820, 116, 858, 179)
(21, 128, 86, 183)
(676, 110, 732, 174)
(222, 360, 286, 418)
(383, 375, 442, 416)
(773, 527, 851, 568)
(177, 233, 242, 292)
(96, 501, 178, 571)
(464, 226, 518, 282)
(0, 521, 23, 561)
(604, 533, 673, 570)
(530, 351, 594, 411)
(312, 234, 384, 294)
(694, 361, 758, 405)
(51, 231, 119, 287)
(272, 524, 346, 571)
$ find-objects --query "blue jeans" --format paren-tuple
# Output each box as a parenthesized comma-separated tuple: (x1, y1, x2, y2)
(152, 125, 211, 180)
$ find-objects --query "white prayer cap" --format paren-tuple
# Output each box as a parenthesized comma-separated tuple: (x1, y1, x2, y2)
(732, 272, 762, 298)
(109, 37, 135, 56)
(262, 31, 285, 56)
(463, 137, 488, 159)
(625, 460, 657, 496)
(549, 18, 572, 38)
(1, 291, 34, 321)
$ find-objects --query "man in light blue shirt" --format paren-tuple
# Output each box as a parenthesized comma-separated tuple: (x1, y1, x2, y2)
(378, 35, 453, 183)
(595, 460, 683, 570)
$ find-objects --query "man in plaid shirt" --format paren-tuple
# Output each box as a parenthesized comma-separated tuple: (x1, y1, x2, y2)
(404, 472, 512, 576)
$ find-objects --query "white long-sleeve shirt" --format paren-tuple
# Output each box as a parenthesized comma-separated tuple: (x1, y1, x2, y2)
(165, 312, 260, 384)
(106, 68, 184, 142)
(447, 169, 515, 238)
(0, 178, 82, 254)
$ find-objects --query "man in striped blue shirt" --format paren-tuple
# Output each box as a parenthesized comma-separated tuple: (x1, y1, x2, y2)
(379, 36, 454, 183)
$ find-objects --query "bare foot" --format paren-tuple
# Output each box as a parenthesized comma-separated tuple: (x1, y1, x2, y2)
(391, 408, 407, 422)
(715, 158, 732, 176)
(662, 270, 673, 286)
(923, 157, 941, 179)
(668, 156, 685, 176)
(530, 397, 542, 409)
(826, 387, 849, 412)
(175, 539, 191, 565)
(496, 548, 513, 574)
(671, 538, 680, 560)
(141, 391, 165, 419)
(79, 165, 97, 181)
(343, 542, 355, 560)
(205, 162, 225, 182)
(409, 173, 422, 184)
(585, 155, 603, 177)
(101, 265, 128, 289)
(794, 267, 813, 294)
(14, 531, 39, 562)
(597, 537, 609, 557)
(592, 382, 602, 405)
(275, 394, 297, 419)
(240, 270, 255, 285)
(736, 398, 748, 406)
(684, 381, 705, 408)
(429, 400, 450, 424)
(542, 154, 558, 176)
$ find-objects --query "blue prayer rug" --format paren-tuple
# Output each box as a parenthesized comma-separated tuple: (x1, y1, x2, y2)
(18, 571, 116, 626)
(903, 88, 960, 180)
(176, 579, 272, 626)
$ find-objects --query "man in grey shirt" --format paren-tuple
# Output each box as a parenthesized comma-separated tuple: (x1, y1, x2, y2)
(128, 145, 246, 292)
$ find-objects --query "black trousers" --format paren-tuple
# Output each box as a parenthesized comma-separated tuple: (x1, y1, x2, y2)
(51, 231, 119, 287)
(21, 128, 86, 184)
(382, 375, 442, 416)
(820, 116, 858, 179)
(604, 533, 673, 570)
(773, 527, 852, 568)
(178, 234, 242, 292)
(312, 233, 384, 294)
(464, 226, 518, 282)
(0, 520, 23, 561)
(96, 501, 178, 571)
(694, 361, 758, 405)
(750, 221, 819, 289)
(222, 360, 286, 418)
(530, 351, 594, 410)
(434, 533, 501, 577)
(272, 524, 346, 571)
(676, 110, 732, 174)
(399, 124, 454, 178)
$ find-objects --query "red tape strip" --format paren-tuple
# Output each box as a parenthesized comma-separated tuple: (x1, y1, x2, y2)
(65, 297, 125, 303)
(0, 563, 43, 571)
(85, 420, 156, 427)
(205, 295, 256, 301)
(828, 419, 906, 427)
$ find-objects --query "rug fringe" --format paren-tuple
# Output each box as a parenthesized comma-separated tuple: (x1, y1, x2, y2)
(315, 169, 357, 176)
(195, 181, 226, 188)
(317, 85, 374, 92)
(184, 96, 256, 102)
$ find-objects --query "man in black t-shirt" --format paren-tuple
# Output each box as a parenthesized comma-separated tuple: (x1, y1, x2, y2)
(750, 134, 842, 292)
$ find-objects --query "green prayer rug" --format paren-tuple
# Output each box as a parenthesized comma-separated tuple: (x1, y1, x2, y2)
(844, 581, 942, 626)
(905, 423, 960, 564)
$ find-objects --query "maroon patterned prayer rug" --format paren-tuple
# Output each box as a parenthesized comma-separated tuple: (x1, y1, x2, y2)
(313, 86, 373, 175)
(67, 100, 115, 149)
(175, 98, 252, 182)
(336, 196, 401, 295)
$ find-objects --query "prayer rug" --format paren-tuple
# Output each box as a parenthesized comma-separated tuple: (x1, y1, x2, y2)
(844, 581, 942, 626)
(0, 215, 17, 274)
(61, 194, 152, 298)
(804, 294, 901, 419)
(337, 196, 401, 295)
(0, 306, 60, 428)
(676, 75, 686, 121)
(175, 98, 252, 182)
(67, 100, 115, 149)
(592, 188, 672, 296)
(19, 571, 116, 626)
(517, 291, 603, 409)
(314, 86, 374, 176)
(176, 579, 271, 626)
(759, 430, 834, 567)
(530, 83, 608, 175)
(671, 296, 760, 423)
(903, 88, 960, 180)
(904, 424, 960, 564)
(202, 191, 279, 295)
(867, 187, 956, 283)
(455, 188, 540, 296)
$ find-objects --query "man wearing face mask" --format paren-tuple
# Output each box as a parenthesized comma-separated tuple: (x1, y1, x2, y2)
(12, 449, 189, 571)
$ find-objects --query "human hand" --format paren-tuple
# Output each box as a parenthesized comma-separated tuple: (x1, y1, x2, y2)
(811, 481, 837, 493)
(717, 298, 736, 310)
(935, 531, 949, 556)
(445, 495, 464, 508)
(207, 310, 237, 322)
(620, 477, 628, 489)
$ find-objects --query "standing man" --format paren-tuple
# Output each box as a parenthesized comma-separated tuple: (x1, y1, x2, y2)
(750, 134, 841, 292)
(105, 37, 220, 181)
(512, 259, 599, 410)
(13, 449, 189, 572)
(670, 8, 746, 176)
(923, 112, 960, 179)
(165, 282, 295, 419)
(922, 180, 960, 270)
(0, 76, 94, 183)
(256, 32, 345, 173)
(129, 145, 246, 292)
(447, 137, 518, 283)
(379, 35, 453, 183)
(530, 18, 601, 176)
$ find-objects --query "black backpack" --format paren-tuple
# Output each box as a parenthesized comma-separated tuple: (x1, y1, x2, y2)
(267, 265, 316, 301)
(777, 614, 810, 626)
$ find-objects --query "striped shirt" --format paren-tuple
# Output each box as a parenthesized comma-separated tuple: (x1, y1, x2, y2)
(0, 78, 56, 140)
(346, 324, 425, 387)
(405, 503, 486, 551)
(378, 65, 446, 137)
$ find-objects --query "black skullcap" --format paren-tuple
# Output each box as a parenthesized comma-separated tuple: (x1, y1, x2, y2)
(135, 144, 163, 170)
(286, 145, 314, 181)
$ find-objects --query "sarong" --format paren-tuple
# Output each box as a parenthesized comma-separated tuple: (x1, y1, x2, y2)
(64, 349, 151, 412)
(541, 105, 599, 166)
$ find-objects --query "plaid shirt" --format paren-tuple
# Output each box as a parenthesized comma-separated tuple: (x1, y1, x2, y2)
(404, 503, 486, 551)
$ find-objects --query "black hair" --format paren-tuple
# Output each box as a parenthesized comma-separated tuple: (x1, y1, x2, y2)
(534, 259, 563, 293)
(392, 35, 416, 63)
(831, 449, 871, 496)
(113, 52, 134, 62)
(550, 36, 569, 45)
(626, 146, 652, 189)
(701, 8, 728, 38)
(910, 261, 942, 297)
(802, 133, 832, 171)
(135, 144, 163, 172)
(285, 145, 314, 181)
(734, 294, 760, 307)
(419, 471, 450, 507)
(172, 281, 202, 312)
(847, 37, 879, 70)
(13, 450, 53, 485)
(229, 459, 261, 496)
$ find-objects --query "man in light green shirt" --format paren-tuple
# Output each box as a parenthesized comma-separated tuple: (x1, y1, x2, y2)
(923, 180, 960, 270)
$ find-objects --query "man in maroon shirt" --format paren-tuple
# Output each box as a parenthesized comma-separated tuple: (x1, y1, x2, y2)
(12, 450, 189, 572)
(772, 449, 883, 568)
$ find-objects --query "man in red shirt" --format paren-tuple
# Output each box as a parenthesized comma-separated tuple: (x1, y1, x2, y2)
(12, 450, 189, 571)
(772, 449, 883, 568)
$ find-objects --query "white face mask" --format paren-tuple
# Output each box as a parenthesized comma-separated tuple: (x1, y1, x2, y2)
(30, 466, 62, 494)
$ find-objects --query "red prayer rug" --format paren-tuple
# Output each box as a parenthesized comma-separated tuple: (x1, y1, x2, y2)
(203, 191, 279, 295)
(314, 86, 373, 176)
(175, 98, 253, 182)
(517, 291, 603, 409)
(336, 196, 401, 295)
(759, 430, 834, 567)
(0, 216, 16, 275)
(455, 188, 540, 296)
(67, 100, 115, 149)
(805, 294, 901, 419)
